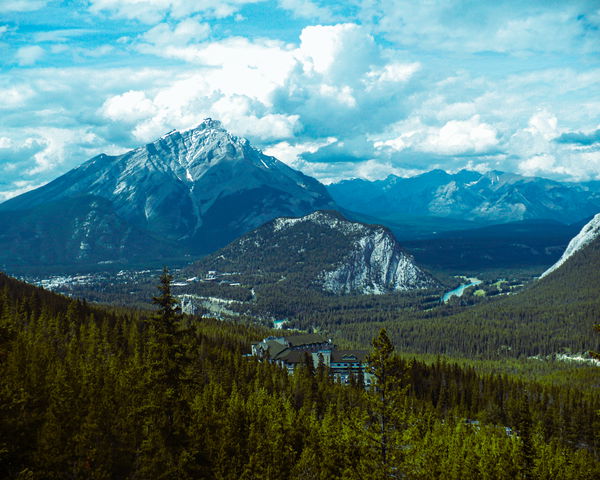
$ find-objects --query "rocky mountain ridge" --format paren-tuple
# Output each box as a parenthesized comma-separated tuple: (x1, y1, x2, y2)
(189, 210, 440, 295)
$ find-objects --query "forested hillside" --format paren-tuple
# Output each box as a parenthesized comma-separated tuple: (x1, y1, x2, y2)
(1, 271, 599, 479)
(336, 234, 600, 358)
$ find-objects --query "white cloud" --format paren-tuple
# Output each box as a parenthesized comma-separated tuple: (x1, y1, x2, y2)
(15, 45, 44, 66)
(264, 137, 336, 168)
(89, 0, 264, 23)
(0, 0, 47, 13)
(372, 116, 499, 156)
(363, 1, 599, 55)
(423, 116, 498, 155)
(0, 85, 35, 109)
(526, 111, 558, 140)
(25, 128, 101, 175)
(365, 62, 421, 87)
(101, 90, 157, 123)
(298, 24, 377, 80)
(33, 29, 96, 43)
(0, 180, 47, 202)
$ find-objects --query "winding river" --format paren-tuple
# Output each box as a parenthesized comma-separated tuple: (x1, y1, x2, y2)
(442, 278, 482, 303)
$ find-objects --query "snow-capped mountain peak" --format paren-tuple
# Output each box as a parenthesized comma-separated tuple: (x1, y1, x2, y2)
(540, 213, 600, 278)
(0, 118, 335, 261)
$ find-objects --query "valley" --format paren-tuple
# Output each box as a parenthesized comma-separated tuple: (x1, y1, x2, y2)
(1, 122, 599, 480)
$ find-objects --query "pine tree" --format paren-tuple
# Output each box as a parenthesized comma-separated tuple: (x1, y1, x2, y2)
(359, 328, 409, 478)
(137, 267, 192, 478)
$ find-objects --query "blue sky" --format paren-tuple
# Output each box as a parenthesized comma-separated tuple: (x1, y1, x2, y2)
(0, 0, 599, 200)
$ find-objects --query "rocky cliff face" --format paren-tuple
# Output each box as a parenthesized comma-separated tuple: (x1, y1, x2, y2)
(321, 229, 436, 294)
(0, 119, 335, 266)
(540, 213, 600, 278)
(192, 210, 439, 295)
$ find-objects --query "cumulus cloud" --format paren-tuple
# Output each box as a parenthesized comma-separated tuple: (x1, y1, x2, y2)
(372, 116, 499, 156)
(15, 45, 44, 66)
(422, 116, 499, 155)
(101, 90, 157, 124)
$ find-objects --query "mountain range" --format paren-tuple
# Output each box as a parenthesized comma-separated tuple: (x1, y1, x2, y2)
(328, 169, 600, 225)
(1, 119, 599, 274)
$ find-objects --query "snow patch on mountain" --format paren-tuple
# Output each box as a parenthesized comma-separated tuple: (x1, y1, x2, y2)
(273, 211, 365, 234)
(540, 213, 600, 278)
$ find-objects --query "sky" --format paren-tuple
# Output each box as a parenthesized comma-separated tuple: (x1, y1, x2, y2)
(0, 0, 599, 200)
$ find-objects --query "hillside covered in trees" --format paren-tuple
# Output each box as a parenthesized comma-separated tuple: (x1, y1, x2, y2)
(1, 271, 599, 479)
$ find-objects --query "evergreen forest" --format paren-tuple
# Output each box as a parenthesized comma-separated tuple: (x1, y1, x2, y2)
(1, 271, 599, 479)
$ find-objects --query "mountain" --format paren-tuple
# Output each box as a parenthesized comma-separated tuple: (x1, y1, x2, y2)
(187, 210, 440, 295)
(328, 169, 600, 225)
(540, 213, 600, 278)
(0, 119, 335, 268)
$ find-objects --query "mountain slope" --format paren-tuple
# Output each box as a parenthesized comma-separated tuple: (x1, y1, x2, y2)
(0, 195, 176, 270)
(188, 210, 440, 295)
(328, 169, 600, 225)
(0, 119, 335, 267)
(540, 213, 600, 278)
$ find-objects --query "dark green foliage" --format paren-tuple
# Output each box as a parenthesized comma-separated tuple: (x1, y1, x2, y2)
(0, 271, 598, 479)
(338, 235, 600, 358)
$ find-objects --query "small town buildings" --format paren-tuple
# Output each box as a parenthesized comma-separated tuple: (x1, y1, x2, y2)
(251, 333, 371, 385)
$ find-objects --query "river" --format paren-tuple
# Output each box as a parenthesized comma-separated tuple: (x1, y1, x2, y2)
(442, 278, 482, 303)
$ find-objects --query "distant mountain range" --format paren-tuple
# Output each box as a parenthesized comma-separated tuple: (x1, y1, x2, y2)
(0, 119, 334, 268)
(187, 210, 439, 295)
(328, 169, 600, 225)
